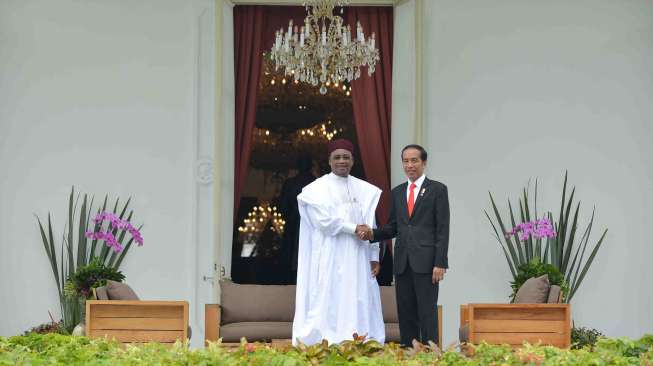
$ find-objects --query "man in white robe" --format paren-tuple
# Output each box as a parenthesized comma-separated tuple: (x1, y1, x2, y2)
(292, 138, 385, 345)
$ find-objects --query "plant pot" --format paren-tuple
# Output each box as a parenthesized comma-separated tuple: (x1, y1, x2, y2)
(72, 321, 85, 336)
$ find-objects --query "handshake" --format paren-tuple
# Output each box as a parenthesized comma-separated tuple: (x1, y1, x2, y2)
(355, 224, 374, 241)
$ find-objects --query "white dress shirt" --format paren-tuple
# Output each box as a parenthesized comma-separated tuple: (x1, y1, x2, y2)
(406, 174, 426, 204)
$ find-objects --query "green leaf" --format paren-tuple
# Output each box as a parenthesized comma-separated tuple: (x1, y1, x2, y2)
(561, 201, 580, 274)
(497, 242, 516, 279)
(546, 212, 554, 263)
(570, 209, 595, 294)
(107, 211, 133, 267)
(46, 214, 61, 295)
(559, 187, 576, 267)
(67, 188, 75, 276)
(556, 172, 569, 268)
(99, 197, 123, 264)
(488, 193, 521, 272)
(522, 187, 535, 258)
(89, 195, 108, 260)
(84, 195, 95, 262)
(112, 197, 120, 214)
(518, 198, 532, 262)
(507, 200, 525, 265)
(534, 178, 538, 220)
(37, 215, 61, 299)
(118, 197, 131, 220)
(566, 215, 592, 282)
(569, 228, 608, 300)
(76, 195, 88, 269)
(60, 234, 65, 297)
(113, 224, 143, 270)
(523, 187, 531, 223)
(486, 213, 517, 277)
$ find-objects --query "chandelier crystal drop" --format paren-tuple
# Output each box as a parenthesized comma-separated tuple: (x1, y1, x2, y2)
(270, 0, 379, 95)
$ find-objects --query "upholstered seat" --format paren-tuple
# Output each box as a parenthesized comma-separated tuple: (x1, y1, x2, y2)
(205, 281, 440, 345)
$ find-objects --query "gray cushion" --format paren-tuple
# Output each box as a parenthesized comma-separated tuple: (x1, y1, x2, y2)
(547, 285, 562, 303)
(459, 324, 469, 343)
(385, 323, 401, 343)
(380, 286, 399, 323)
(94, 286, 109, 300)
(105, 280, 139, 300)
(515, 274, 550, 303)
(220, 322, 292, 342)
(220, 281, 295, 324)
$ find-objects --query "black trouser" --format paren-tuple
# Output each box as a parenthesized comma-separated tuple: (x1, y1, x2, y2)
(395, 263, 439, 346)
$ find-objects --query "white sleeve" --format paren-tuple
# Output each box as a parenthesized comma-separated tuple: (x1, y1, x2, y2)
(368, 242, 380, 262)
(368, 216, 380, 261)
(301, 201, 357, 237)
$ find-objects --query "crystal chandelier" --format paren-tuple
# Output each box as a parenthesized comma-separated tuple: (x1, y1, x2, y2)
(270, 0, 380, 95)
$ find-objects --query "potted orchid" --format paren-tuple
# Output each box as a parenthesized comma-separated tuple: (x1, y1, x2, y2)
(485, 172, 607, 302)
(84, 210, 144, 268)
(36, 187, 144, 333)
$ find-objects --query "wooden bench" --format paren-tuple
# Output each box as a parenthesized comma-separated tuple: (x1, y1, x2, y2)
(86, 300, 189, 344)
(460, 304, 571, 349)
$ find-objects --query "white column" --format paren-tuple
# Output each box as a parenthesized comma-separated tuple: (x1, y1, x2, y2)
(391, 0, 424, 187)
(191, 0, 217, 348)
(214, 0, 235, 289)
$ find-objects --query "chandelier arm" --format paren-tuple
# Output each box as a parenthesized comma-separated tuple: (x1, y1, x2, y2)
(271, 0, 377, 94)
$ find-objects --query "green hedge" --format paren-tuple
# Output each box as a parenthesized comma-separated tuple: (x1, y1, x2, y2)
(1, 333, 652, 365)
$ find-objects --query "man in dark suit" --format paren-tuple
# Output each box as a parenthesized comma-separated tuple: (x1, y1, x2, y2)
(278, 154, 316, 284)
(364, 144, 450, 347)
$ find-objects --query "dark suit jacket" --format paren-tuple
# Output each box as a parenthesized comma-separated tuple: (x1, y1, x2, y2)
(373, 178, 450, 274)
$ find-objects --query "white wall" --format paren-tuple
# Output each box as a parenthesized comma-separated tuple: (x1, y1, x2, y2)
(2, 0, 652, 348)
(421, 0, 653, 343)
(0, 0, 210, 343)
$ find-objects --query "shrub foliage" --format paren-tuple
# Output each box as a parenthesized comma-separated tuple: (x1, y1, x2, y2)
(1, 333, 652, 365)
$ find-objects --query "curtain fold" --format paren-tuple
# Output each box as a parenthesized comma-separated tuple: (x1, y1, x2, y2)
(233, 6, 265, 219)
(233, 6, 306, 219)
(346, 7, 394, 255)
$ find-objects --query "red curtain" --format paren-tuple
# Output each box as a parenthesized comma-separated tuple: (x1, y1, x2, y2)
(233, 6, 306, 219)
(346, 7, 394, 252)
(233, 6, 265, 219)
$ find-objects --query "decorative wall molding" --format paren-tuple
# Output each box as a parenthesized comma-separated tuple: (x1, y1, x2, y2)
(196, 158, 214, 185)
(190, 0, 216, 347)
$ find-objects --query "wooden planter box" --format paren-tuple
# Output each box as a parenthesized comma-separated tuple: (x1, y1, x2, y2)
(86, 300, 188, 344)
(460, 303, 571, 348)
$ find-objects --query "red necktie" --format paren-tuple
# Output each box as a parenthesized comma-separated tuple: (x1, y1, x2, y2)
(407, 183, 416, 217)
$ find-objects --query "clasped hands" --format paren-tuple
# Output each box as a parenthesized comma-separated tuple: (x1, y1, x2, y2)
(354, 224, 446, 282)
(355, 224, 374, 241)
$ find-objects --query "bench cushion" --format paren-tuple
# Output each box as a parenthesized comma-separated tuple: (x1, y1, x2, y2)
(94, 286, 109, 300)
(459, 324, 470, 343)
(385, 323, 400, 343)
(220, 281, 296, 324)
(547, 285, 562, 303)
(220, 322, 292, 342)
(380, 286, 399, 323)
